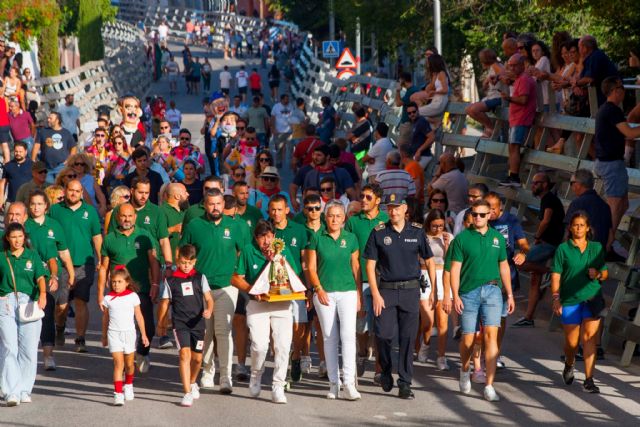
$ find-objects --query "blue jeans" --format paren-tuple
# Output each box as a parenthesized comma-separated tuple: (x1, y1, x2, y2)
(459, 284, 503, 334)
(356, 283, 374, 334)
(0, 292, 42, 399)
(46, 163, 65, 185)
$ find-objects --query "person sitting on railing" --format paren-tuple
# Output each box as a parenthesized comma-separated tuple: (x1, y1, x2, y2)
(498, 53, 537, 188)
(394, 72, 420, 144)
(625, 47, 640, 166)
(347, 106, 373, 162)
(465, 49, 507, 138)
(317, 96, 337, 145)
(410, 54, 450, 124)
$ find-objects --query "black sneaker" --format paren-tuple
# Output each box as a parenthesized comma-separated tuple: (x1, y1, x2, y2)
(562, 363, 575, 385)
(512, 317, 535, 328)
(583, 377, 600, 393)
(55, 327, 65, 347)
(356, 356, 366, 377)
(380, 373, 394, 392)
(398, 382, 415, 400)
(158, 336, 174, 349)
(74, 337, 87, 353)
(498, 176, 522, 188)
(290, 359, 302, 382)
(596, 346, 605, 360)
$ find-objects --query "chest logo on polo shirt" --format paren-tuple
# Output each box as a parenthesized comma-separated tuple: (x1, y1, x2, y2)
(48, 229, 55, 239)
(223, 228, 231, 239)
(340, 239, 346, 248)
(253, 264, 258, 269)
(247, 220, 252, 227)
(134, 242, 140, 249)
(82, 211, 88, 219)
(383, 236, 392, 246)
(144, 216, 151, 225)
(291, 237, 297, 247)
(493, 237, 500, 248)
(25, 260, 33, 271)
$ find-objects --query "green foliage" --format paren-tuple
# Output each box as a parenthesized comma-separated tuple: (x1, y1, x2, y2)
(38, 16, 60, 77)
(78, 0, 104, 63)
(0, 0, 59, 50)
(60, 0, 117, 36)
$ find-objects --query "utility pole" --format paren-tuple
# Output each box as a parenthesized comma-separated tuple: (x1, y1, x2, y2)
(434, 0, 441, 54)
(356, 17, 361, 74)
(329, 0, 335, 67)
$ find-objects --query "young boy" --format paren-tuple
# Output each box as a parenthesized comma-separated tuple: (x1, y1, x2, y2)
(157, 244, 214, 407)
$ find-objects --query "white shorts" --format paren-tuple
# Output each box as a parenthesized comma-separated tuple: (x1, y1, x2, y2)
(290, 299, 308, 323)
(108, 330, 137, 354)
(420, 269, 449, 301)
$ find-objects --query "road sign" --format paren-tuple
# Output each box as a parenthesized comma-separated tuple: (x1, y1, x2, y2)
(336, 48, 357, 69)
(322, 41, 340, 58)
(337, 69, 356, 80)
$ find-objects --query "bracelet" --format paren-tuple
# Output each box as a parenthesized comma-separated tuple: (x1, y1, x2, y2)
(507, 294, 513, 298)
(552, 293, 560, 301)
(151, 283, 159, 288)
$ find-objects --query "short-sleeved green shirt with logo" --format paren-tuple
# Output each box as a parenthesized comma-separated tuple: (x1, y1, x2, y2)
(25, 216, 68, 269)
(49, 201, 101, 266)
(160, 202, 185, 256)
(109, 202, 169, 241)
(235, 242, 295, 285)
(275, 220, 307, 276)
(228, 215, 251, 248)
(239, 204, 264, 233)
(180, 215, 244, 289)
(0, 248, 47, 299)
(450, 227, 507, 294)
(182, 202, 205, 227)
(308, 229, 359, 292)
(345, 210, 389, 282)
(551, 239, 607, 306)
(304, 222, 325, 246)
(101, 227, 155, 293)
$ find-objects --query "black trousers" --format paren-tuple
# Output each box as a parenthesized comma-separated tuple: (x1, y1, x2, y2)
(375, 287, 420, 386)
(40, 292, 56, 347)
(136, 293, 155, 356)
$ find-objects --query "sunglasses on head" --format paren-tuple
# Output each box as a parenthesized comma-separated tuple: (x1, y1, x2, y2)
(359, 193, 374, 201)
(471, 212, 488, 218)
(262, 176, 277, 182)
(305, 205, 322, 212)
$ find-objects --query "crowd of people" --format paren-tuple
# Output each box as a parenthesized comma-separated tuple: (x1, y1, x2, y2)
(0, 25, 639, 412)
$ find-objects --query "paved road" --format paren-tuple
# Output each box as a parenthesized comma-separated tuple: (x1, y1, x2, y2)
(2, 42, 640, 426)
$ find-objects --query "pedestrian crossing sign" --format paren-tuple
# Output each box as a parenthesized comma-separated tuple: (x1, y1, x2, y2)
(322, 41, 340, 58)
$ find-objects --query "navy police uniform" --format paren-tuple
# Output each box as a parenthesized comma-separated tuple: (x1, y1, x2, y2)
(364, 195, 433, 395)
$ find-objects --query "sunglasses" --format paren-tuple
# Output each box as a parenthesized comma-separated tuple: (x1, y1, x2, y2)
(407, 110, 417, 115)
(73, 162, 85, 167)
(121, 194, 131, 200)
(359, 194, 374, 201)
(305, 205, 322, 212)
(36, 170, 47, 175)
(430, 224, 445, 229)
(320, 187, 333, 193)
(160, 126, 171, 129)
(56, 196, 64, 202)
(115, 141, 124, 145)
(65, 174, 77, 179)
(95, 134, 106, 138)
(237, 127, 246, 131)
(262, 176, 277, 182)
(204, 187, 217, 192)
(234, 173, 246, 177)
(259, 158, 270, 162)
(471, 212, 488, 218)
(431, 198, 446, 203)
(180, 137, 191, 141)
(468, 194, 481, 199)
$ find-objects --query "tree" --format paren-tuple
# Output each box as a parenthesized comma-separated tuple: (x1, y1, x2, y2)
(0, 0, 59, 50)
(38, 10, 61, 77)
(77, 0, 103, 63)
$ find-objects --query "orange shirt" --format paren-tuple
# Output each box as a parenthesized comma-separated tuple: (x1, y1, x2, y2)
(404, 160, 425, 203)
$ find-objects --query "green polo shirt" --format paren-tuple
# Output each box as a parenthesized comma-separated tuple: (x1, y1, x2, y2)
(308, 229, 358, 292)
(275, 220, 307, 276)
(182, 202, 205, 227)
(235, 241, 295, 285)
(180, 215, 244, 289)
(293, 211, 325, 225)
(450, 227, 507, 294)
(345, 210, 389, 282)
(551, 240, 607, 306)
(25, 216, 68, 271)
(109, 202, 169, 241)
(49, 201, 101, 266)
(443, 244, 453, 272)
(160, 202, 185, 256)
(304, 222, 326, 245)
(239, 204, 264, 233)
(229, 215, 251, 247)
(101, 227, 155, 293)
(0, 248, 47, 299)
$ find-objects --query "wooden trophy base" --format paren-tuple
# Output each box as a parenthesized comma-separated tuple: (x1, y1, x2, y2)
(263, 291, 307, 302)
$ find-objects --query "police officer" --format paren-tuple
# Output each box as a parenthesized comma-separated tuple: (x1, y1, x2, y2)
(364, 192, 436, 399)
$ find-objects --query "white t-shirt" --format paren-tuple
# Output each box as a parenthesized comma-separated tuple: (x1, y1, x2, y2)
(165, 108, 182, 137)
(271, 102, 292, 133)
(366, 137, 394, 178)
(236, 70, 249, 88)
(166, 60, 179, 76)
(102, 292, 141, 332)
(158, 24, 169, 39)
(57, 104, 80, 135)
(220, 71, 232, 89)
(230, 105, 247, 118)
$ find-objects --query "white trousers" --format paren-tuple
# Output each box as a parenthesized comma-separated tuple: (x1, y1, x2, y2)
(313, 290, 358, 385)
(246, 300, 292, 387)
(203, 286, 238, 381)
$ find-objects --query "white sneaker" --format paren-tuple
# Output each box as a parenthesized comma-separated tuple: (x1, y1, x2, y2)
(113, 392, 125, 406)
(326, 382, 340, 399)
(417, 342, 429, 363)
(342, 383, 361, 401)
(459, 370, 471, 394)
(6, 395, 20, 407)
(20, 392, 32, 403)
(219, 376, 233, 394)
(484, 385, 500, 402)
(271, 385, 287, 404)
(300, 356, 312, 374)
(190, 383, 200, 399)
(436, 356, 450, 371)
(44, 356, 56, 371)
(136, 354, 150, 374)
(200, 372, 215, 389)
(318, 361, 328, 378)
(123, 384, 134, 401)
(249, 371, 262, 397)
(181, 392, 194, 407)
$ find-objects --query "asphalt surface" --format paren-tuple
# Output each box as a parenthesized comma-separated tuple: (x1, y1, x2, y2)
(2, 41, 640, 427)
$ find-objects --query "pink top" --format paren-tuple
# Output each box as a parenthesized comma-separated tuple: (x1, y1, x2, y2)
(509, 73, 537, 127)
(9, 111, 34, 140)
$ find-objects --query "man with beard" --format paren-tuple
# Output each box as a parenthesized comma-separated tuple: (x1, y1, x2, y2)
(232, 181, 264, 232)
(180, 189, 245, 394)
(161, 183, 190, 257)
(58, 94, 80, 142)
(182, 175, 225, 226)
(0, 141, 32, 206)
(98, 203, 161, 373)
(125, 148, 165, 205)
(32, 112, 76, 184)
(49, 180, 103, 353)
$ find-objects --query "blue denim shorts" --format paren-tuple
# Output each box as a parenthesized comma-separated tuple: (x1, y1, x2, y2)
(561, 302, 594, 325)
(595, 159, 628, 198)
(509, 125, 530, 145)
(459, 284, 503, 334)
(527, 242, 557, 264)
(483, 97, 502, 110)
(356, 283, 374, 334)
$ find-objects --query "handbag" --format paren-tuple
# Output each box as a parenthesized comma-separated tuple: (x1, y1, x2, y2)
(586, 291, 606, 318)
(5, 251, 45, 323)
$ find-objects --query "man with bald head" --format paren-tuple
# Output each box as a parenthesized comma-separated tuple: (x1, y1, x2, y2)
(501, 38, 517, 59)
(4, 201, 27, 225)
(499, 53, 537, 188)
(429, 152, 468, 213)
(99, 203, 160, 372)
(162, 183, 189, 256)
(49, 179, 103, 352)
(575, 35, 617, 107)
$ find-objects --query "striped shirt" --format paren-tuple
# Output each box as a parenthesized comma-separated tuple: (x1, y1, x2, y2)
(375, 168, 416, 207)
